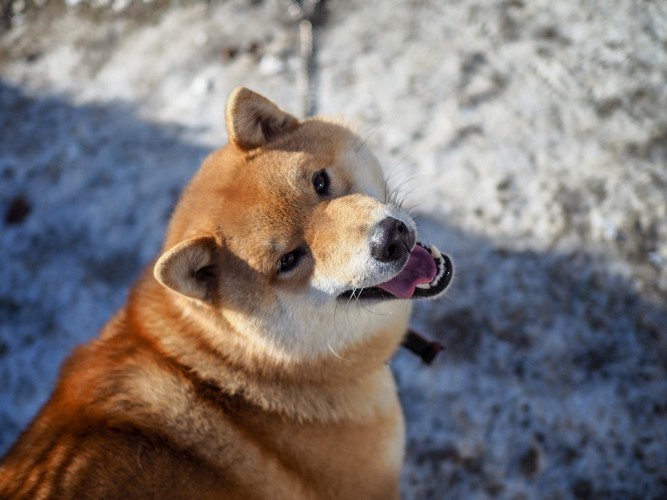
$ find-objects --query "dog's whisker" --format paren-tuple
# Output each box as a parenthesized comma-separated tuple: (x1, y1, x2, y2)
(327, 343, 351, 362)
(352, 123, 383, 153)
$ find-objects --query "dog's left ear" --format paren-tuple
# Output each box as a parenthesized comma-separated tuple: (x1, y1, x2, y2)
(154, 236, 218, 301)
(226, 86, 299, 150)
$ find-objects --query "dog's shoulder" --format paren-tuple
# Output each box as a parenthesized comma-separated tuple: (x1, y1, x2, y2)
(0, 312, 238, 499)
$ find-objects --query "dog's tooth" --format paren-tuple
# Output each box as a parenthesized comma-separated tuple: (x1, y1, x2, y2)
(430, 244, 441, 259)
(416, 283, 431, 290)
(433, 264, 445, 282)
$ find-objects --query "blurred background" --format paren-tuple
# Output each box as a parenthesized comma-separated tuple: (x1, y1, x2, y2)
(1, 0, 666, 497)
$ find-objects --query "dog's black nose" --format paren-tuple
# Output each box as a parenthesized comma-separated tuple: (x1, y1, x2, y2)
(370, 217, 414, 262)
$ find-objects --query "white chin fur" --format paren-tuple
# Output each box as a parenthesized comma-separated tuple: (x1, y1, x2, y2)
(257, 294, 411, 360)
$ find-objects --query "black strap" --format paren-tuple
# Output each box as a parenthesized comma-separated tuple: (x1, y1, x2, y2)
(401, 329, 445, 365)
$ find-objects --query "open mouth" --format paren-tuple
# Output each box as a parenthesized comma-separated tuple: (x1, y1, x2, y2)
(338, 242, 453, 301)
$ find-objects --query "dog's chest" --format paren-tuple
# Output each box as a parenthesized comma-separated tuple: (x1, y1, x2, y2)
(184, 369, 405, 499)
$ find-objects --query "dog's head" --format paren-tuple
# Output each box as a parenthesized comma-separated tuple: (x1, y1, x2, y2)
(153, 88, 453, 361)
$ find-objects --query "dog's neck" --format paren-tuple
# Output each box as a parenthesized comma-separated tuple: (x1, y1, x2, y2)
(126, 273, 407, 422)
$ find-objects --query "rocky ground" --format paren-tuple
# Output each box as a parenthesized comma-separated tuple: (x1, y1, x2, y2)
(1, 0, 666, 498)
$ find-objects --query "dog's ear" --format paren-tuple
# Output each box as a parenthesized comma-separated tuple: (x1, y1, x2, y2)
(154, 236, 218, 301)
(226, 86, 299, 150)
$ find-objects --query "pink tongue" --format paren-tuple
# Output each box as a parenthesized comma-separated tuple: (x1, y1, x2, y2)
(376, 245, 437, 299)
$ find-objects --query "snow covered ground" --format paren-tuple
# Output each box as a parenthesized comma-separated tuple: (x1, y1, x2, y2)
(1, 0, 666, 497)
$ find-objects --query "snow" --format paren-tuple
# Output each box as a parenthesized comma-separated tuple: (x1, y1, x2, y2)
(1, 0, 666, 497)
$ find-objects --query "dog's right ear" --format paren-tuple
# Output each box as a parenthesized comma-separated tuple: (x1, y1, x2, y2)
(154, 236, 218, 301)
(226, 86, 299, 150)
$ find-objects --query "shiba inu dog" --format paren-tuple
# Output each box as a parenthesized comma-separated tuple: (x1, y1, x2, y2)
(0, 87, 453, 499)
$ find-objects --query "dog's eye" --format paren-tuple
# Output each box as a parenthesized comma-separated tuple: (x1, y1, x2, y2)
(312, 169, 330, 196)
(277, 249, 302, 274)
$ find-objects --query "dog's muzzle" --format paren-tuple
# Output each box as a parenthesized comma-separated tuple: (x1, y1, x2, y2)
(338, 217, 454, 301)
